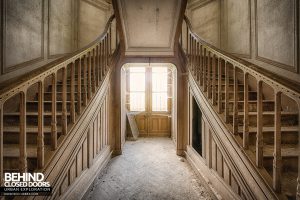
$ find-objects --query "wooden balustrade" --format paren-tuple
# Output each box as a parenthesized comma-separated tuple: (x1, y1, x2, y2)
(0, 15, 117, 182)
(182, 15, 300, 198)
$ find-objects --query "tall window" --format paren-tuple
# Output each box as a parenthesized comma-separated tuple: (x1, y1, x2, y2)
(129, 67, 145, 111)
(152, 67, 168, 111)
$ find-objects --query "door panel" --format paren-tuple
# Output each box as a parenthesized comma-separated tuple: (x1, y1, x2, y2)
(148, 115, 170, 136)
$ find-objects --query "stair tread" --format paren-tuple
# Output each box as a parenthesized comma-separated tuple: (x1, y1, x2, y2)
(3, 126, 62, 133)
(249, 144, 300, 157)
(238, 126, 299, 132)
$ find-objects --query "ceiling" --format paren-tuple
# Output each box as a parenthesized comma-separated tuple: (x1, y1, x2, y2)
(117, 0, 182, 56)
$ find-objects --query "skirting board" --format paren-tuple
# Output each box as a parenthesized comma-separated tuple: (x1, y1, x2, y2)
(60, 146, 112, 200)
(185, 146, 240, 200)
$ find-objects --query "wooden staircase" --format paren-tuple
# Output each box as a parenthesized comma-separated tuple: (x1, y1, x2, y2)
(183, 15, 300, 199)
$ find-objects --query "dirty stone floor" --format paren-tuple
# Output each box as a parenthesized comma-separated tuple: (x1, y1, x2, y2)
(83, 137, 214, 200)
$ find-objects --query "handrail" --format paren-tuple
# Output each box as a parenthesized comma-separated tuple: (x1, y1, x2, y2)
(0, 14, 119, 186)
(181, 15, 300, 199)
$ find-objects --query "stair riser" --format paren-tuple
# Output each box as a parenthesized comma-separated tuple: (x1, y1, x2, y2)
(264, 157, 298, 172)
(229, 114, 298, 126)
(4, 115, 71, 126)
(222, 102, 275, 112)
(247, 132, 299, 146)
(27, 102, 78, 112)
(44, 93, 84, 101)
(3, 133, 56, 145)
(221, 92, 257, 101)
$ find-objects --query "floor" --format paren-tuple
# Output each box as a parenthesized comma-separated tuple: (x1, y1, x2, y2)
(84, 137, 214, 200)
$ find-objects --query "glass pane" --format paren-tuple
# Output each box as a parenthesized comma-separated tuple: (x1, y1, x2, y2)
(130, 92, 145, 111)
(130, 73, 145, 91)
(152, 92, 168, 111)
(152, 67, 167, 92)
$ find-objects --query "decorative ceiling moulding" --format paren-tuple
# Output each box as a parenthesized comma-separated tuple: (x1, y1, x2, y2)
(117, 0, 182, 56)
(254, 0, 298, 73)
(187, 0, 215, 11)
(82, 0, 111, 11)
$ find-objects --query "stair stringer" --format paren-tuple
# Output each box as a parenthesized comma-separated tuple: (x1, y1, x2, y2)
(186, 73, 278, 200)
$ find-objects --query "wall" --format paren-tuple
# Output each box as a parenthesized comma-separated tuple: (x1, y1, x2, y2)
(187, 0, 300, 83)
(0, 0, 111, 84)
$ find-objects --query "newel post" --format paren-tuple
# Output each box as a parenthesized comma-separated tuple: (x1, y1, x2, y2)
(20, 91, 27, 172)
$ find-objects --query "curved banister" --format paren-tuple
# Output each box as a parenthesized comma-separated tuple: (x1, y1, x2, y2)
(181, 14, 300, 199)
(0, 14, 116, 97)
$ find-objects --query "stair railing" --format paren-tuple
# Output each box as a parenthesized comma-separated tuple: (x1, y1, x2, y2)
(181, 15, 300, 198)
(0, 14, 118, 185)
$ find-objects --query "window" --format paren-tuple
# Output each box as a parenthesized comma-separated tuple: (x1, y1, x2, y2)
(129, 67, 145, 111)
(152, 67, 168, 111)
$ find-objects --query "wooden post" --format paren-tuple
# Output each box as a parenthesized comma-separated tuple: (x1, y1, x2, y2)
(88, 51, 92, 99)
(77, 59, 82, 114)
(212, 55, 217, 105)
(233, 67, 238, 135)
(70, 62, 76, 124)
(207, 51, 211, 98)
(243, 72, 249, 149)
(256, 80, 263, 168)
(20, 92, 27, 172)
(62, 67, 68, 135)
(37, 81, 44, 168)
(51, 73, 57, 150)
(203, 48, 207, 92)
(83, 57, 88, 106)
(273, 91, 282, 192)
(224, 62, 230, 123)
(217, 58, 222, 113)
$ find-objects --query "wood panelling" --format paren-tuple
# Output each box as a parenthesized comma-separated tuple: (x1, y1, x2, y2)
(2, 0, 44, 73)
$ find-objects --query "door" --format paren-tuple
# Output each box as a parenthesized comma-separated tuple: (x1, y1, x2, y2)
(126, 64, 173, 137)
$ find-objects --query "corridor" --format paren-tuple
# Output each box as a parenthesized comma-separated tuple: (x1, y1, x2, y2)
(84, 138, 214, 200)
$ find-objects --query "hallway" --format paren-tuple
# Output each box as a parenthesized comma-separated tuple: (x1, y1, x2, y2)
(84, 138, 214, 200)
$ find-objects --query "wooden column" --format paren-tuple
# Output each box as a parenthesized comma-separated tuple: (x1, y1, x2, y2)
(212, 55, 217, 105)
(0, 104, 3, 185)
(88, 51, 92, 99)
(70, 62, 76, 124)
(217, 58, 222, 113)
(224, 62, 230, 123)
(233, 67, 238, 135)
(273, 91, 282, 192)
(20, 92, 27, 172)
(83, 57, 88, 106)
(62, 67, 68, 135)
(243, 73, 249, 149)
(207, 51, 211, 98)
(256, 81, 263, 168)
(51, 73, 57, 150)
(37, 81, 44, 168)
(77, 59, 82, 114)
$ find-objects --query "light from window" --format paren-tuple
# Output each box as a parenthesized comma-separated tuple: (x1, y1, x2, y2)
(129, 67, 145, 111)
(152, 67, 168, 111)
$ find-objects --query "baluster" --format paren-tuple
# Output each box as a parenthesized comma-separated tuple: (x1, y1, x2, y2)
(0, 104, 3, 185)
(200, 45, 203, 86)
(196, 42, 200, 82)
(37, 81, 44, 168)
(70, 62, 76, 123)
(20, 92, 27, 172)
(88, 51, 92, 99)
(77, 59, 82, 114)
(62, 67, 67, 135)
(96, 46, 99, 87)
(106, 36, 109, 71)
(83, 57, 88, 106)
(98, 44, 101, 83)
(186, 26, 189, 55)
(109, 25, 112, 56)
(92, 49, 96, 93)
(189, 34, 191, 67)
(273, 91, 282, 192)
(192, 38, 195, 73)
(203, 48, 207, 91)
(104, 37, 107, 73)
(224, 62, 229, 123)
(243, 73, 249, 149)
(51, 73, 57, 150)
(233, 67, 238, 135)
(101, 41, 105, 79)
(256, 81, 263, 168)
(217, 58, 222, 113)
(212, 55, 217, 105)
(207, 51, 211, 98)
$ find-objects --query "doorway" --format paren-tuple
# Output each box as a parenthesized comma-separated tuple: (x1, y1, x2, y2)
(121, 63, 177, 138)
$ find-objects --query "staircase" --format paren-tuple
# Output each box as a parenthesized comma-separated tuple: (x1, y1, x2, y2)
(182, 16, 300, 200)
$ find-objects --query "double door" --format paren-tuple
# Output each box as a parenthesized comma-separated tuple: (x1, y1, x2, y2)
(126, 64, 172, 136)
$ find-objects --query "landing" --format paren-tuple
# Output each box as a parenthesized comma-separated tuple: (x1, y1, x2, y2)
(84, 138, 214, 200)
